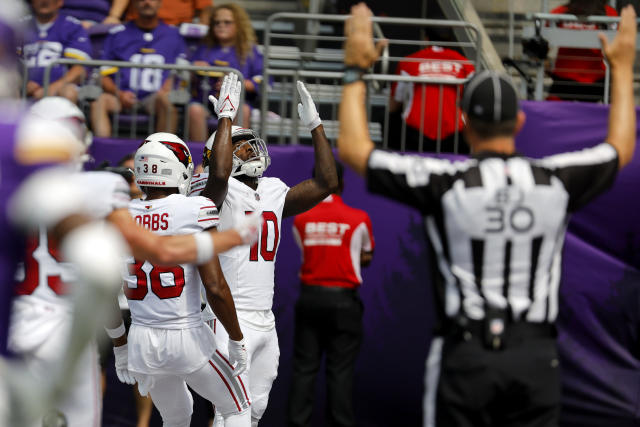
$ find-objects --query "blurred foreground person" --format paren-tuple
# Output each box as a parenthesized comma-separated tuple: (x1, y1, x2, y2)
(6, 97, 261, 426)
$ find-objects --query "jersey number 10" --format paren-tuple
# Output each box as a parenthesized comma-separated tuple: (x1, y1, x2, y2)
(246, 211, 279, 262)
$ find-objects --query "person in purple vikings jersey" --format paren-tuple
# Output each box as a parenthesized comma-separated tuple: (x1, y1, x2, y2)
(90, 0, 187, 138)
(91, 0, 186, 137)
(188, 3, 264, 141)
(61, 0, 129, 29)
(20, 0, 92, 104)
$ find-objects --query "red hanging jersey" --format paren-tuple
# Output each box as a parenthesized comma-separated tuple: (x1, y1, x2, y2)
(292, 195, 374, 289)
(392, 46, 475, 140)
(550, 5, 618, 83)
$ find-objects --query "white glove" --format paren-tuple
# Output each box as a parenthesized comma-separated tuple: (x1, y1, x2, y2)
(228, 338, 248, 377)
(113, 344, 136, 385)
(209, 73, 242, 121)
(234, 211, 263, 245)
(296, 80, 322, 132)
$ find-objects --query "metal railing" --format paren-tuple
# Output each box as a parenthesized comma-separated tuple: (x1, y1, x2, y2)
(518, 13, 640, 102)
(260, 13, 481, 153)
(38, 58, 244, 141)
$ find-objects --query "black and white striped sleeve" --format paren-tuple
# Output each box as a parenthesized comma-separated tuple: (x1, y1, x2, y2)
(366, 149, 467, 214)
(537, 142, 619, 212)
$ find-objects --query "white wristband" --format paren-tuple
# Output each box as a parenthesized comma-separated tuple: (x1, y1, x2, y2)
(195, 231, 214, 265)
(105, 321, 126, 339)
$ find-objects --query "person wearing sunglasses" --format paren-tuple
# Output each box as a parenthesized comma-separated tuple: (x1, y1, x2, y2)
(188, 3, 265, 140)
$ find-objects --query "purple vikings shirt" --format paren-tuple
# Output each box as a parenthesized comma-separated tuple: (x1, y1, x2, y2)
(101, 21, 187, 98)
(0, 104, 32, 357)
(190, 44, 264, 105)
(61, 0, 111, 23)
(20, 13, 92, 86)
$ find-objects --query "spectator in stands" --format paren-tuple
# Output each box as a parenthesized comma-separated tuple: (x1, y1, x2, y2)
(90, 0, 187, 137)
(21, 0, 92, 103)
(548, 0, 618, 102)
(61, 0, 130, 29)
(187, 3, 263, 140)
(389, 27, 475, 153)
(126, 0, 212, 26)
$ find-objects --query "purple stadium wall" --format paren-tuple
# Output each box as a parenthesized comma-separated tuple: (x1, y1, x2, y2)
(95, 100, 640, 427)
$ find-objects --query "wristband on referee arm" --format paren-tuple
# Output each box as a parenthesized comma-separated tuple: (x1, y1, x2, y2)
(105, 321, 126, 339)
(343, 66, 368, 84)
(195, 231, 214, 265)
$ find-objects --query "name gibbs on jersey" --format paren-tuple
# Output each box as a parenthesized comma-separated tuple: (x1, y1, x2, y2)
(135, 213, 169, 231)
(247, 211, 279, 262)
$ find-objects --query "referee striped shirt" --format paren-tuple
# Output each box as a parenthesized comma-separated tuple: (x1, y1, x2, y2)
(366, 143, 619, 324)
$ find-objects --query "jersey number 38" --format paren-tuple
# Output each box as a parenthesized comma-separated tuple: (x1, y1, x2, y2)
(125, 260, 185, 300)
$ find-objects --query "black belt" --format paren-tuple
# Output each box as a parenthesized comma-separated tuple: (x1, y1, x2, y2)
(300, 284, 358, 295)
(446, 316, 556, 350)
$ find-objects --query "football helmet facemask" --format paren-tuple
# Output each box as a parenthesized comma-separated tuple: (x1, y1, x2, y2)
(135, 133, 194, 195)
(202, 126, 270, 177)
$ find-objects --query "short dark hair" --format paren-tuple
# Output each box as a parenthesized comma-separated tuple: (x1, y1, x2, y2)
(117, 153, 134, 167)
(423, 26, 455, 43)
(466, 117, 518, 139)
(567, 0, 607, 16)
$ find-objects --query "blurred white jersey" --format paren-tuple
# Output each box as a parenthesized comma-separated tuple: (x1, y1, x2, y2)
(9, 171, 129, 427)
(10, 171, 130, 351)
(190, 174, 290, 312)
(124, 194, 219, 328)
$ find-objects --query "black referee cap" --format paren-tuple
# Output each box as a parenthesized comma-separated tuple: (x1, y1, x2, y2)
(462, 71, 519, 123)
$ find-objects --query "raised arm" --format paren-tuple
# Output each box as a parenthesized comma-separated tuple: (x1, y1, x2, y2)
(599, 5, 637, 169)
(283, 81, 339, 217)
(107, 208, 262, 266)
(337, 3, 387, 176)
(201, 73, 242, 207)
(103, 0, 129, 24)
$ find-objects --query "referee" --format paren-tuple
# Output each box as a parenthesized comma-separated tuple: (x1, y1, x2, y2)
(337, 4, 637, 427)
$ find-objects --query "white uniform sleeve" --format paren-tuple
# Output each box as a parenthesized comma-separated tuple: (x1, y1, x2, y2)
(194, 196, 220, 230)
(189, 173, 209, 197)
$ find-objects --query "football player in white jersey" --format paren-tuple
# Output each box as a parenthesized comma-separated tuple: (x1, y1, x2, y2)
(5, 98, 136, 426)
(121, 134, 261, 427)
(8, 97, 259, 427)
(190, 74, 339, 426)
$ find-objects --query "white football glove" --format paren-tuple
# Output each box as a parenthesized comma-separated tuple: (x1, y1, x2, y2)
(113, 344, 136, 385)
(209, 73, 242, 121)
(228, 338, 248, 377)
(296, 80, 322, 132)
(234, 211, 263, 245)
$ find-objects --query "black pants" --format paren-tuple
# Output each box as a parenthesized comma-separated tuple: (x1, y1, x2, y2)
(433, 322, 560, 427)
(287, 285, 363, 427)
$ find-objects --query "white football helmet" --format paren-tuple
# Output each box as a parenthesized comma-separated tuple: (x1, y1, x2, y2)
(134, 133, 194, 195)
(29, 96, 93, 154)
(202, 126, 270, 177)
